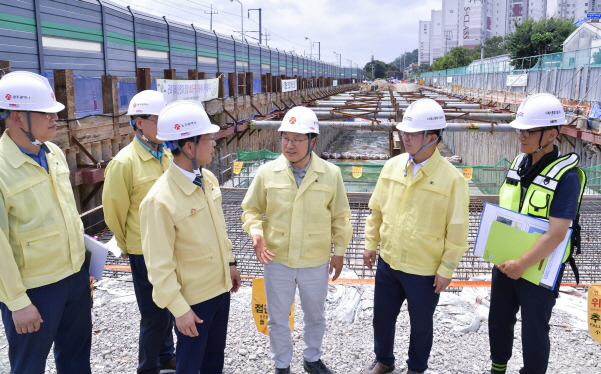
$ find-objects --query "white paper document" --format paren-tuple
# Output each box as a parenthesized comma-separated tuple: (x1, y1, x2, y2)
(474, 203, 572, 289)
(83, 234, 109, 280)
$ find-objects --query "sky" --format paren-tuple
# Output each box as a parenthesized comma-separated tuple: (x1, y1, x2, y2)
(109, 0, 445, 69)
(109, 0, 559, 69)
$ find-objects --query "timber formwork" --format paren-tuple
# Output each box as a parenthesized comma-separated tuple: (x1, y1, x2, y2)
(96, 190, 601, 287)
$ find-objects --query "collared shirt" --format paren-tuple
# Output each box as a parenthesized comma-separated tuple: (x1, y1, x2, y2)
(242, 153, 352, 268)
(0, 130, 85, 311)
(135, 135, 164, 162)
(172, 160, 197, 183)
(102, 139, 172, 255)
(17, 144, 49, 173)
(289, 157, 312, 187)
(410, 157, 429, 176)
(364, 148, 469, 279)
(140, 165, 234, 318)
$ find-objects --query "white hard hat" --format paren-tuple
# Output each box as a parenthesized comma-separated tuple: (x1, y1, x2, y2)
(278, 106, 319, 134)
(397, 98, 447, 133)
(510, 93, 566, 129)
(0, 71, 65, 113)
(127, 90, 166, 116)
(156, 100, 219, 141)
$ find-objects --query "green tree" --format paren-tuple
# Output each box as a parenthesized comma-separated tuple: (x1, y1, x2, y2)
(391, 49, 419, 71)
(363, 60, 389, 79)
(505, 18, 576, 68)
(472, 36, 507, 59)
(431, 47, 474, 71)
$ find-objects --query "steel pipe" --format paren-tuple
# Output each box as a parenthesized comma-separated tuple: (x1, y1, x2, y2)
(250, 120, 516, 132)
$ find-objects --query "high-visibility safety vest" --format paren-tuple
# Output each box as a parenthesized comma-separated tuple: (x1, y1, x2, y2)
(499, 152, 587, 282)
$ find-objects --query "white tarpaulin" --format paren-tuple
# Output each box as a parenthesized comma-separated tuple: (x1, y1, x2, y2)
(156, 78, 219, 103)
(506, 74, 528, 87)
(282, 79, 297, 92)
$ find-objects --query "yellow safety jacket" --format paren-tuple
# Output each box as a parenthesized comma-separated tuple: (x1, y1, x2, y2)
(499, 152, 586, 278)
(102, 139, 172, 255)
(0, 131, 85, 311)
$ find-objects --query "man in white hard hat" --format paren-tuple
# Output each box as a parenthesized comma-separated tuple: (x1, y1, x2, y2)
(362, 98, 469, 374)
(102, 90, 176, 374)
(241, 106, 352, 374)
(0, 71, 92, 373)
(485, 93, 586, 374)
(140, 100, 241, 373)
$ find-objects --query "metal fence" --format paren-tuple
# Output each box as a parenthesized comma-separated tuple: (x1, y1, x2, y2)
(419, 47, 601, 104)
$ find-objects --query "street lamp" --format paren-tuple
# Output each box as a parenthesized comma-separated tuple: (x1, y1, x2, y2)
(231, 0, 243, 40)
(347, 59, 352, 79)
(304, 36, 312, 58)
(333, 52, 341, 79)
(313, 41, 320, 60)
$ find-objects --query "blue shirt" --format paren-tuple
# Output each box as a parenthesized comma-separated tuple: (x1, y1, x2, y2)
(136, 135, 164, 162)
(549, 169, 581, 221)
(17, 145, 49, 173)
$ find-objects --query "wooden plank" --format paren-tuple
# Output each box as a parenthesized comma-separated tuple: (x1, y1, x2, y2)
(188, 69, 198, 80)
(0, 60, 9, 77)
(53, 70, 75, 126)
(216, 72, 224, 98)
(164, 69, 176, 79)
(228, 73, 237, 98)
(137, 68, 151, 92)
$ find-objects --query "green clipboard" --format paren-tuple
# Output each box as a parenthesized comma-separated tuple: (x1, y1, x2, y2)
(483, 220, 545, 286)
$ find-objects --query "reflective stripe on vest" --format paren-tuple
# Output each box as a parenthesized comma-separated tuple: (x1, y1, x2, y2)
(499, 152, 585, 263)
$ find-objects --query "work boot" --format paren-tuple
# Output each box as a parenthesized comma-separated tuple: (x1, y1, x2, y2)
(361, 359, 394, 374)
(159, 358, 176, 373)
(275, 367, 290, 374)
(303, 358, 333, 374)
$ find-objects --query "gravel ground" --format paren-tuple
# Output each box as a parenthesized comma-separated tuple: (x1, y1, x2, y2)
(0, 272, 598, 374)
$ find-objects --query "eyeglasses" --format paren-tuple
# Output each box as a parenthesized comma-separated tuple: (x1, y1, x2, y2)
(198, 135, 215, 143)
(399, 131, 437, 138)
(279, 136, 309, 145)
(31, 112, 57, 120)
(515, 129, 543, 138)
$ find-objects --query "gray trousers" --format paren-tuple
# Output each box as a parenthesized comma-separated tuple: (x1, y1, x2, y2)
(264, 261, 329, 368)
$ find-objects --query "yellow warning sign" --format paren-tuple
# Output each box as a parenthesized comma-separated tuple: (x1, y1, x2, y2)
(251, 277, 295, 335)
(588, 284, 601, 344)
(351, 165, 363, 179)
(462, 167, 473, 180)
(233, 161, 244, 175)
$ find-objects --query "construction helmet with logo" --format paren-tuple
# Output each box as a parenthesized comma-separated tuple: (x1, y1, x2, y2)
(156, 100, 219, 141)
(278, 106, 319, 135)
(127, 90, 165, 116)
(397, 98, 446, 133)
(509, 93, 566, 129)
(0, 71, 65, 113)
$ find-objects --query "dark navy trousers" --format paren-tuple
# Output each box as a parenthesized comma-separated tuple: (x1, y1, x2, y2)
(488, 266, 558, 374)
(129, 254, 176, 374)
(372, 258, 440, 373)
(0, 267, 92, 374)
(174, 292, 230, 374)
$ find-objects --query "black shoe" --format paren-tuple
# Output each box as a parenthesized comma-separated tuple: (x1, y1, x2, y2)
(275, 367, 290, 374)
(303, 358, 333, 374)
(159, 358, 176, 374)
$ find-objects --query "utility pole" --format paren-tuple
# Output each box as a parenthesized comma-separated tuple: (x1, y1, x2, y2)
(204, 4, 218, 31)
(248, 8, 262, 44)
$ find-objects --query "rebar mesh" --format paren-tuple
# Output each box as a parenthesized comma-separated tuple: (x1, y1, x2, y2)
(96, 190, 601, 286)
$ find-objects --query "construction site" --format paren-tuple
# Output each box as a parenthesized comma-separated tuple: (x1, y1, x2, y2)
(1, 0, 601, 373)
